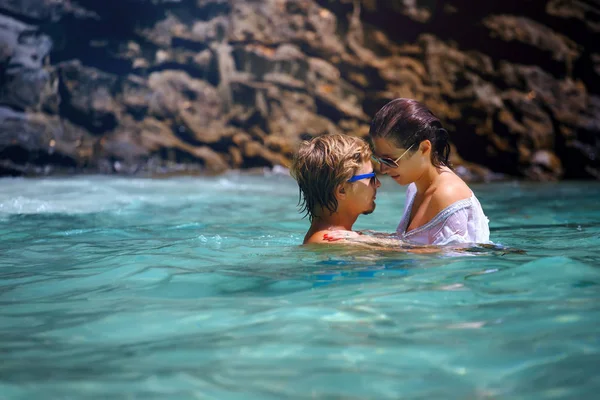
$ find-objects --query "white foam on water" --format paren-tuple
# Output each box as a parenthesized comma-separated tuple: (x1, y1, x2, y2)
(0, 173, 297, 215)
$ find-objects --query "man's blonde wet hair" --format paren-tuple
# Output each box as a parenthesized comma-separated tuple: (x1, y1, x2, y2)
(290, 133, 372, 221)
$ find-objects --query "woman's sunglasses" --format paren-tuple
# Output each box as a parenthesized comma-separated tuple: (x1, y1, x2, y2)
(371, 143, 415, 168)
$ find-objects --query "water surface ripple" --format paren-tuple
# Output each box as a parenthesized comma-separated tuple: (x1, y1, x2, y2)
(1, 176, 599, 399)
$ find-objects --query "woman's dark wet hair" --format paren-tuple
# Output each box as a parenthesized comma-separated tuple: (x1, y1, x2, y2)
(369, 98, 451, 168)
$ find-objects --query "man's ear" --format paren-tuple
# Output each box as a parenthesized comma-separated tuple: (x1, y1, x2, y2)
(335, 184, 346, 200)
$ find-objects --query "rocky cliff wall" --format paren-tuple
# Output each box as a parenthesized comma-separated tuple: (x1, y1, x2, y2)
(1, 0, 599, 180)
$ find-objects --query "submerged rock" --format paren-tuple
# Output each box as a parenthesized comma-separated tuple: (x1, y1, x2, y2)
(0, 0, 598, 180)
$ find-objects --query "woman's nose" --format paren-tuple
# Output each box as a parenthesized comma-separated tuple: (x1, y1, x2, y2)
(379, 163, 391, 174)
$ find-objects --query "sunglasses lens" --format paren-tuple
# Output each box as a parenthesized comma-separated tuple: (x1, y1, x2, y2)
(381, 159, 396, 168)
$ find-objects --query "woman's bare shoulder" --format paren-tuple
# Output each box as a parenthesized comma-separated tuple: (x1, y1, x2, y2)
(431, 173, 473, 211)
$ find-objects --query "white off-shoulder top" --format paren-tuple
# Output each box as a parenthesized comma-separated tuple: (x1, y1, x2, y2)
(396, 183, 491, 246)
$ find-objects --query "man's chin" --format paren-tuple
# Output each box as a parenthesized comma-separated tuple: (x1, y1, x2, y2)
(362, 204, 376, 215)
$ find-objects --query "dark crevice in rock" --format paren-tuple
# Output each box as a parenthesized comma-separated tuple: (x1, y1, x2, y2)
(206, 50, 221, 86)
(242, 155, 273, 169)
(552, 134, 590, 180)
(452, 108, 522, 177)
(502, 3, 600, 73)
(293, 40, 336, 62)
(0, 104, 22, 115)
(34, 148, 78, 167)
(126, 105, 148, 122)
(0, 144, 77, 167)
(434, 9, 598, 94)
(229, 109, 268, 135)
(0, 164, 21, 176)
(485, 36, 569, 79)
(0, 99, 26, 113)
(171, 124, 205, 148)
(0, 7, 48, 25)
(340, 63, 387, 92)
(439, 0, 547, 22)
(552, 128, 578, 179)
(0, 144, 29, 164)
(574, 53, 600, 95)
(171, 0, 231, 23)
(552, 117, 598, 180)
(56, 75, 117, 135)
(429, 18, 572, 81)
(46, 18, 135, 76)
(230, 82, 261, 106)
(348, 5, 433, 45)
(171, 37, 209, 52)
(209, 136, 235, 154)
(43, 1, 178, 76)
(155, 147, 205, 165)
(72, 1, 171, 33)
(314, 0, 353, 37)
(232, 45, 269, 79)
(354, 1, 577, 82)
(362, 96, 389, 124)
(314, 96, 346, 124)
(62, 50, 133, 78)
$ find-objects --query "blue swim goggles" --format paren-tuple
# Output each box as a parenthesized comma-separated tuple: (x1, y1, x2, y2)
(347, 171, 377, 184)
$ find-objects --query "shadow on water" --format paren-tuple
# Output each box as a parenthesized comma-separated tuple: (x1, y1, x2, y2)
(215, 241, 532, 297)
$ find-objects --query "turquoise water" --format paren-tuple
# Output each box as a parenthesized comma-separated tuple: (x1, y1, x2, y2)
(1, 174, 599, 399)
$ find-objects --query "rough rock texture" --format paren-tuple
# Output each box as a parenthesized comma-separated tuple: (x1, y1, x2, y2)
(1, 0, 599, 180)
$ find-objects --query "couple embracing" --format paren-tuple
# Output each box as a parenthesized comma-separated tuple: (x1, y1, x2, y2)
(290, 98, 490, 247)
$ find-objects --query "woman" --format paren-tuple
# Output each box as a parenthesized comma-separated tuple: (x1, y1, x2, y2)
(369, 98, 490, 245)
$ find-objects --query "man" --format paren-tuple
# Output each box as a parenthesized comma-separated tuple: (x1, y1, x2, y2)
(290, 133, 380, 244)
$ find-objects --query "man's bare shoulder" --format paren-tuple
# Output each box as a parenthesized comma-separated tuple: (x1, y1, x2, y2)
(303, 230, 330, 244)
(303, 229, 359, 245)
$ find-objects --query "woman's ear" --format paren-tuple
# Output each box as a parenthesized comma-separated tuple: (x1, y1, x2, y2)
(420, 139, 432, 155)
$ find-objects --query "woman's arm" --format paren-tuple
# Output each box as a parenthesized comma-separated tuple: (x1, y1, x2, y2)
(323, 231, 441, 253)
